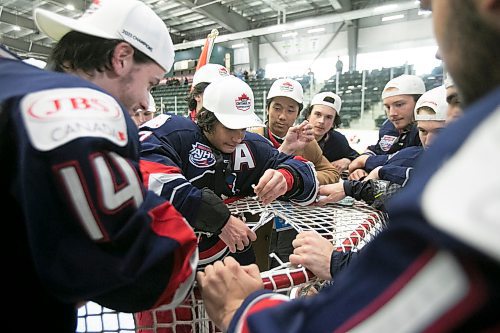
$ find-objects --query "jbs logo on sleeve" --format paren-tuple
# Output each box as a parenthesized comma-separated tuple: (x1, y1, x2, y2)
(21, 87, 128, 151)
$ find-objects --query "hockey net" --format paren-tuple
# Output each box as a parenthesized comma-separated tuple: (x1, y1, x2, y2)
(77, 198, 387, 333)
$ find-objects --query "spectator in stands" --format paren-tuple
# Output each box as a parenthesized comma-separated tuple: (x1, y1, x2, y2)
(186, 63, 230, 121)
(335, 55, 343, 73)
(250, 78, 339, 268)
(348, 74, 425, 180)
(0, 0, 199, 331)
(196, 0, 500, 330)
(138, 75, 319, 267)
(132, 92, 157, 126)
(243, 69, 249, 81)
(256, 67, 265, 79)
(444, 75, 463, 123)
(302, 91, 360, 173)
(184, 76, 189, 85)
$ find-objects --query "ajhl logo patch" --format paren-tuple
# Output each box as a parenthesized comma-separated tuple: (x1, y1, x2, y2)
(189, 142, 216, 168)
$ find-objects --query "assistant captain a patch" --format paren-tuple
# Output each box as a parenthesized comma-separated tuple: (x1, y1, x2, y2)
(189, 142, 216, 168)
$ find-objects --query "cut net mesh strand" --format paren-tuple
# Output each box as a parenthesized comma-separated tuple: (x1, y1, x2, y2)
(228, 197, 388, 252)
(77, 198, 387, 333)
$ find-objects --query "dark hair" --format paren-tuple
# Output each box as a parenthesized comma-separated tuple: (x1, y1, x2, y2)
(49, 31, 152, 74)
(197, 108, 220, 134)
(302, 104, 342, 129)
(410, 94, 423, 103)
(185, 82, 210, 111)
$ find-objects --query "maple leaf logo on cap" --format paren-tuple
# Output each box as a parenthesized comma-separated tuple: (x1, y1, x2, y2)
(280, 81, 294, 92)
(235, 93, 251, 112)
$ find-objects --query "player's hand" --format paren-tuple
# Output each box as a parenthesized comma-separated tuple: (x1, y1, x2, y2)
(279, 120, 314, 154)
(331, 158, 351, 173)
(348, 169, 368, 181)
(219, 215, 257, 253)
(364, 166, 382, 181)
(197, 257, 263, 331)
(316, 182, 346, 205)
(348, 154, 369, 173)
(253, 169, 288, 205)
(290, 230, 334, 280)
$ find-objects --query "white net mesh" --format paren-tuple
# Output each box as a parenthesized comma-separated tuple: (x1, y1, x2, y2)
(77, 198, 387, 333)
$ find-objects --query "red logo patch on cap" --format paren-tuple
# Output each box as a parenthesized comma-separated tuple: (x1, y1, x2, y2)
(280, 81, 294, 92)
(218, 68, 228, 75)
(235, 93, 251, 112)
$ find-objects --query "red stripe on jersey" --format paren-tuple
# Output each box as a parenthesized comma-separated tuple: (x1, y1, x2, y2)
(139, 159, 182, 187)
(242, 298, 287, 333)
(277, 168, 294, 192)
(148, 201, 197, 308)
(199, 239, 227, 259)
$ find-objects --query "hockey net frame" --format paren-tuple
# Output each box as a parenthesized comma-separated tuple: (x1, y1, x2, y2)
(77, 198, 387, 333)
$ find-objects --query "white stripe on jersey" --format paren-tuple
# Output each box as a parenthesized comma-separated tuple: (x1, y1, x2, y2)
(422, 107, 500, 261)
(348, 251, 468, 333)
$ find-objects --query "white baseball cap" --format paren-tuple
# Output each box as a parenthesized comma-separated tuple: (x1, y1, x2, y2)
(33, 0, 174, 72)
(267, 78, 304, 104)
(414, 85, 447, 121)
(147, 93, 156, 112)
(192, 63, 230, 87)
(203, 76, 265, 129)
(381, 74, 426, 99)
(311, 92, 342, 114)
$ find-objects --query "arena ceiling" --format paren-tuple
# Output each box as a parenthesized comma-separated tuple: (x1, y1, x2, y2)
(0, 0, 423, 60)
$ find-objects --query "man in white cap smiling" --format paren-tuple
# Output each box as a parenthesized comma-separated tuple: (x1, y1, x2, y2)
(349, 74, 426, 180)
(0, 0, 199, 331)
(139, 75, 319, 265)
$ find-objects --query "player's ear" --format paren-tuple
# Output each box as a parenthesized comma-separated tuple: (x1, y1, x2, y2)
(111, 42, 135, 75)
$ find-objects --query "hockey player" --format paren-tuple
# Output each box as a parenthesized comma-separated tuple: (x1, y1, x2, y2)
(139, 75, 319, 266)
(249, 78, 339, 268)
(133, 93, 157, 126)
(0, 0, 198, 331)
(196, 0, 500, 330)
(348, 74, 425, 180)
(317, 85, 449, 212)
(186, 63, 230, 121)
(302, 91, 360, 173)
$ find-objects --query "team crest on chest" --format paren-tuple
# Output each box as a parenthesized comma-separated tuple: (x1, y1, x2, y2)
(189, 142, 216, 167)
(379, 135, 397, 152)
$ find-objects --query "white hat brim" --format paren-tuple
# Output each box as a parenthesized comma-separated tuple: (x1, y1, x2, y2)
(34, 8, 116, 42)
(215, 113, 265, 130)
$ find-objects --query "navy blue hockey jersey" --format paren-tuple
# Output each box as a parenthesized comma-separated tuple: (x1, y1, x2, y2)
(139, 114, 318, 264)
(366, 119, 421, 156)
(318, 129, 360, 162)
(0, 56, 197, 331)
(227, 88, 500, 332)
(365, 145, 423, 185)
